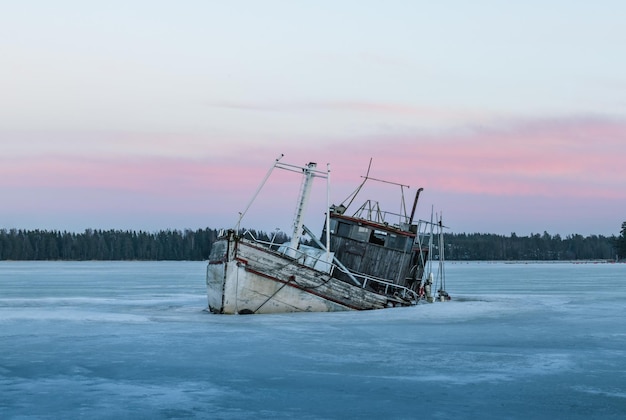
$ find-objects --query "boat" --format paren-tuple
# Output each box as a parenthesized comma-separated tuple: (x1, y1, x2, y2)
(206, 155, 450, 314)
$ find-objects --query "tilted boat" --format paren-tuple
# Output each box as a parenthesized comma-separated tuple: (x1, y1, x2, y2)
(206, 155, 450, 314)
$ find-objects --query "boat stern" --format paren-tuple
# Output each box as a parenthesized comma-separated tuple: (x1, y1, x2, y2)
(206, 236, 231, 313)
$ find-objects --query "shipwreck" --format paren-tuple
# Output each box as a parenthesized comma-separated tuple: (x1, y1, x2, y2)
(206, 155, 449, 314)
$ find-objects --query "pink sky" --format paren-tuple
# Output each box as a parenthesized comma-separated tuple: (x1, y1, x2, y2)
(2, 116, 624, 236)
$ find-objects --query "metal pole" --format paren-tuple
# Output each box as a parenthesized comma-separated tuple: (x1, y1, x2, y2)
(326, 163, 331, 264)
(286, 162, 317, 258)
(234, 154, 284, 230)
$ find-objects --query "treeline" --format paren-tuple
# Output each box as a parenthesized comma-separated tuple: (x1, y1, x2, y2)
(0, 228, 290, 261)
(443, 232, 617, 261)
(0, 228, 221, 261)
(0, 228, 618, 261)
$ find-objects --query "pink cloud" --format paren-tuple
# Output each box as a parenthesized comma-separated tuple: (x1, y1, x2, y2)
(0, 155, 263, 193)
(321, 116, 626, 200)
(1, 116, 624, 234)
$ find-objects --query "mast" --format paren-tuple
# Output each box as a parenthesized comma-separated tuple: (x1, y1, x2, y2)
(286, 162, 317, 258)
(408, 188, 423, 225)
(437, 213, 446, 294)
(325, 163, 331, 264)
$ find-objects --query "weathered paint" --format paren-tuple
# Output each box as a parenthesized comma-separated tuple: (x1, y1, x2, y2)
(206, 232, 389, 314)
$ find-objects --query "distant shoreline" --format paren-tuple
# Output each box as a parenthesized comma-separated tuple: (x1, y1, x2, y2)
(0, 228, 619, 262)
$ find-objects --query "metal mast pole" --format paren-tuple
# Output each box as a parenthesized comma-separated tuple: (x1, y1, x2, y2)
(286, 162, 317, 258)
(325, 163, 331, 263)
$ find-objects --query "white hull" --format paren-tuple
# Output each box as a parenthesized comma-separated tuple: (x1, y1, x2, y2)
(206, 236, 388, 314)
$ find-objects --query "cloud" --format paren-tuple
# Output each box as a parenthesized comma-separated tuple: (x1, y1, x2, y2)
(0, 155, 257, 195)
(7, 114, 615, 204)
(212, 99, 487, 122)
(1, 115, 624, 234)
(320, 116, 626, 200)
(0, 154, 270, 230)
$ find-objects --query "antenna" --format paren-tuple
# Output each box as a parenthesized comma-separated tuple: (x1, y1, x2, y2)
(341, 158, 372, 211)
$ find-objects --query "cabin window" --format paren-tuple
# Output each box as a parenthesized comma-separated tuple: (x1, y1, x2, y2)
(370, 229, 387, 246)
(350, 226, 368, 241)
(386, 234, 412, 251)
(337, 222, 371, 242)
(337, 221, 352, 238)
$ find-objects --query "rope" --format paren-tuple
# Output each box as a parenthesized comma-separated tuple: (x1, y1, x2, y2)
(253, 275, 294, 313)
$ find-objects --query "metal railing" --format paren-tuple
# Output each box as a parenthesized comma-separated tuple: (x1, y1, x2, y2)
(337, 267, 420, 302)
(240, 231, 419, 303)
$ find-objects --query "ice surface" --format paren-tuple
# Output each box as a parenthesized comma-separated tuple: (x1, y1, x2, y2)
(1, 261, 625, 419)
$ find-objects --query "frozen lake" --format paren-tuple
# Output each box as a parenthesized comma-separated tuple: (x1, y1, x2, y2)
(1, 261, 625, 419)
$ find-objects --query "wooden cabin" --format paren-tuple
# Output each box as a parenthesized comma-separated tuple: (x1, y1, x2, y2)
(322, 210, 429, 292)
